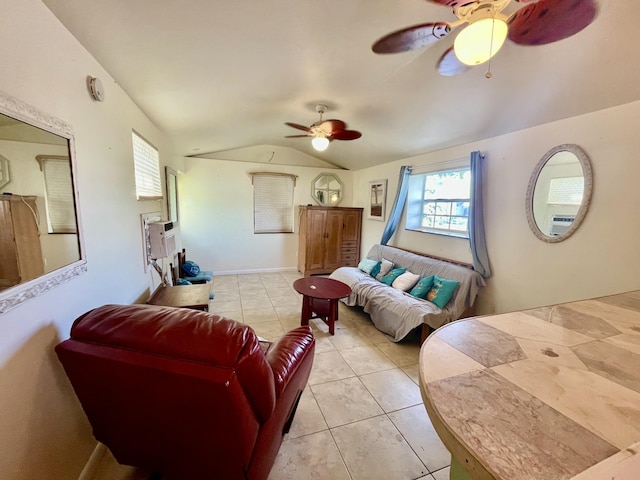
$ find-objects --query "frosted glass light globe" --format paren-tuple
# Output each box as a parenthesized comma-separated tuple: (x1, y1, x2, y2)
(454, 18, 508, 66)
(312, 136, 330, 152)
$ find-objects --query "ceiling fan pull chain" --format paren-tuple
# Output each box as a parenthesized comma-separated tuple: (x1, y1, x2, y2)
(485, 11, 497, 79)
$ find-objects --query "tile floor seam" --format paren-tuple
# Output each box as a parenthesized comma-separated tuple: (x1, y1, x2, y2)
(386, 411, 433, 475)
(304, 387, 331, 435)
(325, 427, 355, 480)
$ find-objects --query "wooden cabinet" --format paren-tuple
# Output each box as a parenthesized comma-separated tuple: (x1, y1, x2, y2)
(0, 196, 44, 289)
(297, 206, 363, 276)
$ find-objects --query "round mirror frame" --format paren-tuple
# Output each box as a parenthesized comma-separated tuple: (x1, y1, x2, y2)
(525, 144, 593, 243)
(311, 173, 343, 206)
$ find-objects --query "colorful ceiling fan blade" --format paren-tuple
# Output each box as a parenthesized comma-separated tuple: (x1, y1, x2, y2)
(372, 22, 452, 54)
(508, 0, 598, 46)
(284, 122, 311, 132)
(436, 46, 472, 76)
(331, 130, 362, 141)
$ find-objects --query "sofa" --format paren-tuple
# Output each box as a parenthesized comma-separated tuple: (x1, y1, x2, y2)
(329, 244, 486, 341)
(55, 304, 315, 480)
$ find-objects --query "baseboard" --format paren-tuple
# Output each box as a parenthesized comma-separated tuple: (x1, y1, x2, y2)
(77, 442, 107, 480)
(212, 267, 299, 276)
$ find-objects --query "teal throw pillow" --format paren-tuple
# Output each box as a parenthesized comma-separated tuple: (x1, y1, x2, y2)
(426, 276, 460, 309)
(182, 260, 200, 277)
(358, 258, 379, 275)
(380, 267, 407, 286)
(409, 276, 434, 299)
(369, 261, 382, 278)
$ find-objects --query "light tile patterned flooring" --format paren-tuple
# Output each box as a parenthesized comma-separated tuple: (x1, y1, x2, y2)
(88, 272, 451, 480)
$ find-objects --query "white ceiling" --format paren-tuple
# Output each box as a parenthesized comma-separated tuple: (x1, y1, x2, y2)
(42, 0, 640, 171)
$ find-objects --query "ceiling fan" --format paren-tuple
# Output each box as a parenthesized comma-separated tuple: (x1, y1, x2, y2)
(285, 104, 362, 152)
(372, 0, 599, 77)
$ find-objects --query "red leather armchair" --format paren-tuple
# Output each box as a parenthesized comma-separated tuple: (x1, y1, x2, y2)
(55, 304, 315, 480)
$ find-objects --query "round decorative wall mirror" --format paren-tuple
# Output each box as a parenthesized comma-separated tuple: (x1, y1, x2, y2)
(312, 173, 343, 206)
(525, 144, 593, 243)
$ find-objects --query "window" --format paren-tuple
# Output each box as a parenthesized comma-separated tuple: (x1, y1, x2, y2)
(36, 155, 77, 233)
(406, 162, 470, 237)
(251, 172, 296, 233)
(132, 131, 162, 200)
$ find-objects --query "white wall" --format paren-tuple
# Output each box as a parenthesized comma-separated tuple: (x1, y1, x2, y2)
(354, 100, 640, 315)
(179, 156, 353, 273)
(0, 0, 180, 478)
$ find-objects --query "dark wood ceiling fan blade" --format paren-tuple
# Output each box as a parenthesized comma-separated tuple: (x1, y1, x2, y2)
(436, 47, 472, 76)
(372, 22, 452, 54)
(284, 134, 311, 138)
(284, 122, 311, 132)
(426, 0, 468, 5)
(508, 0, 598, 46)
(318, 119, 347, 132)
(332, 130, 362, 141)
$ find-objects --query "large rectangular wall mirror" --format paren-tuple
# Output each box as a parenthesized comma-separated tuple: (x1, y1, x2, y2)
(0, 90, 86, 314)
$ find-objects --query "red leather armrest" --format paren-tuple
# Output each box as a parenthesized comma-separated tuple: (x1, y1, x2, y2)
(265, 326, 314, 397)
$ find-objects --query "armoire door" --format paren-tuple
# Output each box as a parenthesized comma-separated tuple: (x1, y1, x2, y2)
(323, 209, 344, 271)
(306, 208, 327, 272)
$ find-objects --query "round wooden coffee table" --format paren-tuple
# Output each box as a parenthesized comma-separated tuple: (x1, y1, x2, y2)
(293, 277, 351, 335)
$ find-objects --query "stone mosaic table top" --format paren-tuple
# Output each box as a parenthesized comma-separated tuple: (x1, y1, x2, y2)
(419, 290, 640, 480)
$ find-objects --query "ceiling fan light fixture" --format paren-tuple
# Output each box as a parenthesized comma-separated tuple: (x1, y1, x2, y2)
(311, 134, 330, 152)
(454, 17, 508, 66)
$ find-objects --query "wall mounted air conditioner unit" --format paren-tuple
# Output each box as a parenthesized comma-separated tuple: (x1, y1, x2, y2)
(549, 215, 575, 237)
(148, 221, 176, 259)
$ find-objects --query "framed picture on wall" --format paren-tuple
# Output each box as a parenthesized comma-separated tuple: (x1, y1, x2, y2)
(368, 179, 387, 221)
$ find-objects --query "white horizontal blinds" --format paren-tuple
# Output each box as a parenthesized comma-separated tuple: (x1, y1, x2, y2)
(548, 177, 584, 205)
(253, 173, 295, 233)
(132, 131, 162, 200)
(42, 157, 77, 233)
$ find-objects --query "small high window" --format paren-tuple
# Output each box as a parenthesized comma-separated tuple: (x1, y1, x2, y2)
(251, 172, 296, 233)
(406, 162, 471, 237)
(132, 131, 162, 200)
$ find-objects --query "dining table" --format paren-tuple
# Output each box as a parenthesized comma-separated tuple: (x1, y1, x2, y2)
(419, 290, 640, 480)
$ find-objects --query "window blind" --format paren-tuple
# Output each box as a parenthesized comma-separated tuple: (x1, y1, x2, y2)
(132, 131, 162, 200)
(252, 173, 295, 233)
(548, 176, 584, 205)
(42, 157, 77, 233)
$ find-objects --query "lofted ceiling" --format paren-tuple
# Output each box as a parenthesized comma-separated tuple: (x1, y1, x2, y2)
(42, 0, 640, 171)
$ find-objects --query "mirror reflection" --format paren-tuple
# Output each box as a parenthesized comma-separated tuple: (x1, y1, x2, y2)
(526, 144, 593, 243)
(0, 112, 81, 291)
(166, 167, 178, 223)
(312, 173, 343, 206)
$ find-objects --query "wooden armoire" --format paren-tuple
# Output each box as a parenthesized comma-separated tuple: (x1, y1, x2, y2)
(297, 206, 363, 277)
(0, 195, 44, 289)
